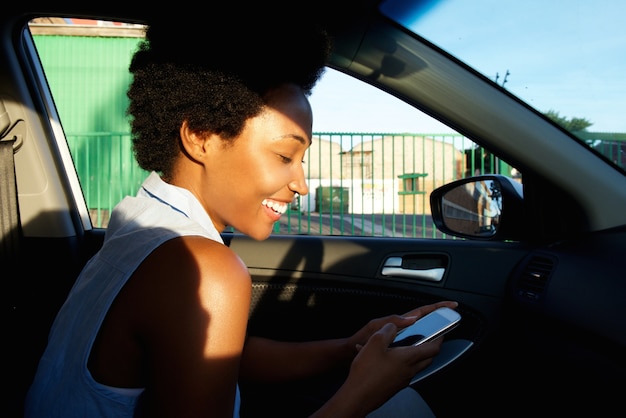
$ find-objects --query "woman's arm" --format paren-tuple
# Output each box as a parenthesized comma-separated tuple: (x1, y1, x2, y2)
(240, 300, 457, 383)
(239, 336, 355, 382)
(240, 300, 458, 417)
(136, 237, 252, 418)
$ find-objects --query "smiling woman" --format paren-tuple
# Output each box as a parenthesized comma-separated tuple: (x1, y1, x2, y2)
(21, 5, 458, 418)
(5, 2, 626, 418)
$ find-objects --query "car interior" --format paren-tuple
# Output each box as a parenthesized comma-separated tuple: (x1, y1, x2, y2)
(4, 2, 625, 417)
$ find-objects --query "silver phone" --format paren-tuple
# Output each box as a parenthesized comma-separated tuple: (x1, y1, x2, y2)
(389, 307, 461, 347)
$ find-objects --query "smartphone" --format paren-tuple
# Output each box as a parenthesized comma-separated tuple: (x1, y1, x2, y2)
(389, 307, 461, 347)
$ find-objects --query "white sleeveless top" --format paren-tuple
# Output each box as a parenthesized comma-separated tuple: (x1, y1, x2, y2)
(25, 171, 241, 418)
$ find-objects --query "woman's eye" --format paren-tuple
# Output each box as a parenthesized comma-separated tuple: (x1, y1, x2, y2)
(278, 154, 292, 163)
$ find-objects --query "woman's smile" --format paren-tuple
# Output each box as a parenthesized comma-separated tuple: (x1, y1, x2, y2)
(261, 198, 288, 222)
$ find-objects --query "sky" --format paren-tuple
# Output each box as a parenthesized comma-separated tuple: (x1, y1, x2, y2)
(307, 0, 626, 136)
(309, 69, 454, 134)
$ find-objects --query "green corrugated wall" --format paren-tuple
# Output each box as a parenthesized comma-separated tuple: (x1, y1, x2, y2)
(32, 35, 148, 215)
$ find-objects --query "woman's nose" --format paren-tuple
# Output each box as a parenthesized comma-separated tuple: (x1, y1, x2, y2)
(289, 170, 309, 196)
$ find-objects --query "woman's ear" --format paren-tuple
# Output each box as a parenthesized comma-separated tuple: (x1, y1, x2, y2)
(179, 120, 207, 161)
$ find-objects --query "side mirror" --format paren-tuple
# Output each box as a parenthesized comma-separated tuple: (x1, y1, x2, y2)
(430, 175, 526, 241)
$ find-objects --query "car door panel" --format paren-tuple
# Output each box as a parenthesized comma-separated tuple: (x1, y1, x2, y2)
(227, 233, 529, 300)
(226, 232, 527, 350)
(226, 233, 521, 370)
(228, 231, 624, 416)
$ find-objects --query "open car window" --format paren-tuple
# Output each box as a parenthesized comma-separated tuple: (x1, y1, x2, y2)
(28, 17, 518, 238)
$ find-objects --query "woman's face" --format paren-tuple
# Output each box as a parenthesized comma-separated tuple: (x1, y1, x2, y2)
(202, 83, 312, 240)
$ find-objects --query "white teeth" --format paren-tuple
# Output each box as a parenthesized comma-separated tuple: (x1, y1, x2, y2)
(262, 199, 287, 215)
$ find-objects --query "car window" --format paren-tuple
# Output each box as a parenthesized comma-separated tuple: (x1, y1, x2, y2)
(28, 17, 516, 238)
(381, 0, 626, 173)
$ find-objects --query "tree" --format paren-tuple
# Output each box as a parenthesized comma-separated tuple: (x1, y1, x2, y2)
(544, 110, 593, 132)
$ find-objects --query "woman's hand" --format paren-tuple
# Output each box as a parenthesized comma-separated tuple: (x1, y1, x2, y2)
(349, 323, 444, 410)
(313, 312, 453, 418)
(346, 300, 458, 351)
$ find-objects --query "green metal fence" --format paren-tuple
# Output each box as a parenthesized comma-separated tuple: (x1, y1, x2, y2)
(67, 130, 506, 238)
(65, 130, 624, 238)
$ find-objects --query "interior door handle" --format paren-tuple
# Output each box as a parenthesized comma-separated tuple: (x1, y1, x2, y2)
(381, 256, 446, 282)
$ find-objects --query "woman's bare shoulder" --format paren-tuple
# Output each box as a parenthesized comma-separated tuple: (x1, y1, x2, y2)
(127, 235, 251, 317)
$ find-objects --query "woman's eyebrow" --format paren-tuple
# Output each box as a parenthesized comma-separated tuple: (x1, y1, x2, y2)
(276, 134, 311, 145)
